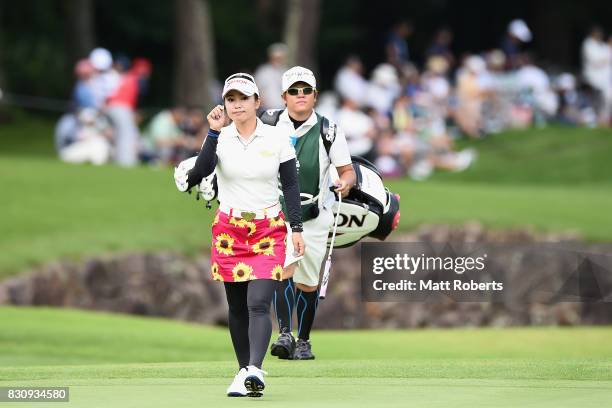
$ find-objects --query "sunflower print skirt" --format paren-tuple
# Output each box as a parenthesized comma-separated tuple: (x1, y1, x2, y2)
(210, 210, 287, 282)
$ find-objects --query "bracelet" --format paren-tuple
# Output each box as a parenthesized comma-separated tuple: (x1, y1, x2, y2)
(208, 129, 220, 138)
(290, 223, 303, 233)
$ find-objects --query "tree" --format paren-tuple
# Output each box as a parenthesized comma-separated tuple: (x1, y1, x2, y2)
(174, 0, 216, 109)
(283, 0, 321, 71)
(62, 0, 96, 64)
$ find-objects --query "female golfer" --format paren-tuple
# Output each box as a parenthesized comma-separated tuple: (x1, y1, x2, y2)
(175, 73, 305, 397)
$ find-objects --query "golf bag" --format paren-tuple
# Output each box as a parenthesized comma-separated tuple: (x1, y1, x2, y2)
(327, 156, 401, 248)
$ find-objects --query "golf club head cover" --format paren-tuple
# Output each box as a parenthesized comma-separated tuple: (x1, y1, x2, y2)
(174, 156, 198, 192)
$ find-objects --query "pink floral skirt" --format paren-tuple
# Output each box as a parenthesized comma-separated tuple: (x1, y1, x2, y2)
(210, 210, 287, 282)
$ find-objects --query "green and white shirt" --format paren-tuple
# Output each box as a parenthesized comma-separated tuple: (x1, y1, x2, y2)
(275, 109, 352, 211)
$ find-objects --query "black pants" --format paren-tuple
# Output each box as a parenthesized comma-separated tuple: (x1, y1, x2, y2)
(224, 279, 277, 369)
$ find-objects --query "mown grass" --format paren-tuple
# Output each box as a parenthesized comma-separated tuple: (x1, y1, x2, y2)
(0, 307, 611, 407)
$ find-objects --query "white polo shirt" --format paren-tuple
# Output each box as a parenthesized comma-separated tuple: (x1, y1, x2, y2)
(275, 109, 352, 210)
(216, 118, 296, 210)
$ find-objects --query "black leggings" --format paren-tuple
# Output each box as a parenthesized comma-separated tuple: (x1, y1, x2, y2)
(224, 279, 277, 369)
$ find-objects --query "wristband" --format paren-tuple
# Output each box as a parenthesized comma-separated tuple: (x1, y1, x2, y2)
(290, 223, 303, 233)
(208, 129, 221, 138)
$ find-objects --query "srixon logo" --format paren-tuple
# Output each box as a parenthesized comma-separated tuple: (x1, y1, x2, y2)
(338, 214, 366, 228)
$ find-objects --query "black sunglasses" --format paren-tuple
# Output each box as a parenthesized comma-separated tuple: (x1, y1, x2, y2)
(287, 87, 315, 96)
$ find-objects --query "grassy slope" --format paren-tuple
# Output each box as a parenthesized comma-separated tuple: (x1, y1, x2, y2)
(0, 307, 611, 407)
(1, 119, 612, 278)
(4, 307, 612, 367)
(432, 126, 612, 186)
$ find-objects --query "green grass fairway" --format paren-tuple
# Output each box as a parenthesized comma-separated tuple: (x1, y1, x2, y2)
(1, 307, 611, 407)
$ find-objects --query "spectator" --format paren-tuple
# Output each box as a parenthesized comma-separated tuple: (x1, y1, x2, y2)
(141, 107, 187, 164)
(366, 63, 401, 115)
(486, 49, 507, 74)
(389, 95, 426, 177)
(391, 92, 475, 180)
(516, 53, 558, 121)
(254, 43, 288, 110)
(315, 91, 339, 122)
(555, 73, 599, 127)
(386, 20, 413, 68)
(113, 54, 132, 74)
(59, 108, 113, 165)
(89, 47, 120, 109)
(367, 106, 393, 133)
(455, 55, 490, 137)
(55, 59, 98, 152)
(421, 56, 451, 119)
(582, 26, 612, 125)
(375, 127, 408, 178)
(425, 28, 455, 67)
(106, 57, 152, 167)
(72, 59, 96, 110)
(479, 49, 514, 133)
(175, 106, 207, 161)
(336, 98, 377, 161)
(501, 19, 532, 69)
(399, 63, 422, 98)
(334, 56, 369, 107)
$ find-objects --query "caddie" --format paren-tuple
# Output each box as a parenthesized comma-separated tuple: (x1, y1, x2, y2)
(261, 66, 356, 360)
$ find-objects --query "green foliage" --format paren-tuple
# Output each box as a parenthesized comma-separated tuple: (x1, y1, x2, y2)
(3, 0, 612, 105)
(1, 1, 70, 98)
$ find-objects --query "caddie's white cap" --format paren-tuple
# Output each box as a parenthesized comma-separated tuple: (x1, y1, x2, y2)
(508, 19, 532, 42)
(222, 73, 259, 98)
(282, 66, 317, 93)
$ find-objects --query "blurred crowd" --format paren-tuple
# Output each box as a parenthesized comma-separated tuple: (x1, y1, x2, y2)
(55, 47, 209, 167)
(55, 20, 612, 180)
(315, 20, 612, 179)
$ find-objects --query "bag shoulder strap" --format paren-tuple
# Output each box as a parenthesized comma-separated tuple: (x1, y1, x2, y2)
(316, 113, 336, 156)
(261, 110, 336, 156)
(258, 109, 283, 126)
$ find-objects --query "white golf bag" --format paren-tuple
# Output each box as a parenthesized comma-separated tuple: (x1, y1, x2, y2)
(327, 156, 401, 248)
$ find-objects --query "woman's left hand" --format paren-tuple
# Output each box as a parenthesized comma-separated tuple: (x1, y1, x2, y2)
(292, 232, 305, 257)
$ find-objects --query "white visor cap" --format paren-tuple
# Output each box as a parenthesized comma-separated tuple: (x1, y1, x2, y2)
(222, 73, 259, 98)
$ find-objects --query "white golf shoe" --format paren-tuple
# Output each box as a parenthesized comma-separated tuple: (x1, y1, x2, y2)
(226, 368, 248, 397)
(244, 365, 267, 397)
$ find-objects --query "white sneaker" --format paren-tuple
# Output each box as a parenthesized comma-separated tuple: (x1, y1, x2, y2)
(226, 368, 248, 397)
(244, 365, 267, 397)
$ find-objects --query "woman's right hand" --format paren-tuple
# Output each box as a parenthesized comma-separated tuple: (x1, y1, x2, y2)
(207, 105, 227, 131)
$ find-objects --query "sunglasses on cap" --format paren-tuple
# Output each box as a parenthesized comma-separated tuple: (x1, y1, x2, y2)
(287, 86, 315, 96)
